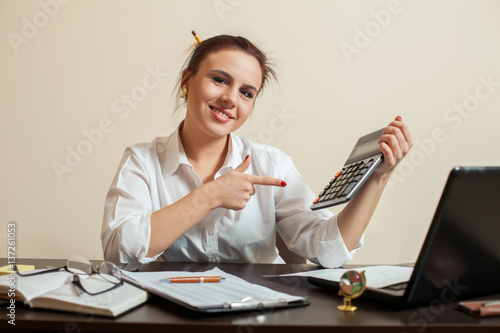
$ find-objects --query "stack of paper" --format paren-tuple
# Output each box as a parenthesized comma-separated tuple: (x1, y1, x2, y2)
(122, 267, 308, 312)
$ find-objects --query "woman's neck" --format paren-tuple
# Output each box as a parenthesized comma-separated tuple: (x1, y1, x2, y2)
(179, 120, 230, 182)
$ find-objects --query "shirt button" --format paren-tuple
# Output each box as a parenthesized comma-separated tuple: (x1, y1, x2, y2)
(208, 230, 214, 236)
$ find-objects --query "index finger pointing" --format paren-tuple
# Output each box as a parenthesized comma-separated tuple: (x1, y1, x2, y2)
(248, 174, 287, 187)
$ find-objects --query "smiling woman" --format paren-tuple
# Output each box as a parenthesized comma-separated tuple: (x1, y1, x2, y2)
(180, 50, 261, 146)
(177, 35, 277, 100)
(100, 34, 412, 271)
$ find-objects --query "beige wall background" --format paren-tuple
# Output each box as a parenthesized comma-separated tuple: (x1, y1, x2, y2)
(1, 0, 499, 265)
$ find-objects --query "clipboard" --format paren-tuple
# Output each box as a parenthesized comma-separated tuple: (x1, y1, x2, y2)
(121, 267, 309, 313)
(182, 296, 309, 313)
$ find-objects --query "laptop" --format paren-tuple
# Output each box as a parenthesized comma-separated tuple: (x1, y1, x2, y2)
(308, 166, 500, 308)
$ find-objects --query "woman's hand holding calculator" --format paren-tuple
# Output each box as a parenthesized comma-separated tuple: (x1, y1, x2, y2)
(375, 116, 413, 177)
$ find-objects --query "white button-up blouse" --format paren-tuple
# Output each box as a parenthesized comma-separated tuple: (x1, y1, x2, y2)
(101, 126, 362, 271)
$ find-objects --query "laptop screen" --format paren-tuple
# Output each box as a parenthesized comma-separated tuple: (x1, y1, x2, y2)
(406, 167, 500, 305)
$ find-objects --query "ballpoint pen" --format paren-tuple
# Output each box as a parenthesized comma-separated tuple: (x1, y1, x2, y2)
(159, 276, 225, 283)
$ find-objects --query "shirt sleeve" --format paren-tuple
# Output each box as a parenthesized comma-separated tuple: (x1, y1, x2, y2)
(101, 147, 160, 271)
(274, 158, 363, 268)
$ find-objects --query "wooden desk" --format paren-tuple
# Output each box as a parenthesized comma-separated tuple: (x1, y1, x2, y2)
(1, 259, 500, 333)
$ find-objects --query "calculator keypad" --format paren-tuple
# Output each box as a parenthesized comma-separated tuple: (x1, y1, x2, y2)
(313, 158, 377, 206)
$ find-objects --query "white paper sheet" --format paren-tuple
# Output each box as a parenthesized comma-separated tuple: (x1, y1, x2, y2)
(276, 265, 414, 289)
(122, 267, 306, 310)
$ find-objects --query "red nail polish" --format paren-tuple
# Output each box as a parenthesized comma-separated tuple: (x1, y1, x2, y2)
(396, 116, 403, 121)
(280, 181, 287, 187)
(245, 155, 249, 161)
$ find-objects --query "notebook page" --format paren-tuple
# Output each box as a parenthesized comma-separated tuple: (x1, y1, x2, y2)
(0, 270, 72, 301)
(33, 275, 149, 316)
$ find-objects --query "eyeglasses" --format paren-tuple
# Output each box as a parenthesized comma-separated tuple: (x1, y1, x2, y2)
(14, 255, 123, 296)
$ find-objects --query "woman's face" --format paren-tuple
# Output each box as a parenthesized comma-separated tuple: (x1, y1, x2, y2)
(184, 49, 263, 140)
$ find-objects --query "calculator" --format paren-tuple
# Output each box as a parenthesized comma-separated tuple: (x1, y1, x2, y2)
(311, 129, 384, 210)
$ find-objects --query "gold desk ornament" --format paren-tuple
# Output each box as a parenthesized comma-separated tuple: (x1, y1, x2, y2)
(337, 270, 366, 312)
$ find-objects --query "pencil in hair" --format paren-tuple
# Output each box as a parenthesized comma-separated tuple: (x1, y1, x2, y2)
(191, 30, 201, 44)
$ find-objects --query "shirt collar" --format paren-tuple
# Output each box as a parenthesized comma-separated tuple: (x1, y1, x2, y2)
(220, 134, 242, 172)
(160, 121, 245, 177)
(161, 122, 190, 177)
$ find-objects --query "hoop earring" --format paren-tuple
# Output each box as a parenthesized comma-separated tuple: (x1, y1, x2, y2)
(180, 87, 187, 99)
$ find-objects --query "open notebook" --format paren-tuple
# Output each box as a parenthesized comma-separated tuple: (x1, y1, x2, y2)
(0, 270, 148, 317)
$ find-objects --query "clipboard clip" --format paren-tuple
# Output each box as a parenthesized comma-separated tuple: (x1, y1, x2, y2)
(223, 296, 288, 310)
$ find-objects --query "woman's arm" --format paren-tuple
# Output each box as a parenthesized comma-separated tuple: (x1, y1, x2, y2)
(337, 116, 413, 251)
(147, 155, 285, 257)
(147, 183, 217, 257)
